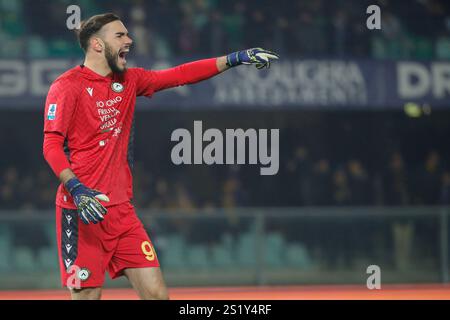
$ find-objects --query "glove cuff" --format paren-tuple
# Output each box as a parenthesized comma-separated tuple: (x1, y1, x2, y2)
(226, 51, 242, 67)
(65, 177, 82, 195)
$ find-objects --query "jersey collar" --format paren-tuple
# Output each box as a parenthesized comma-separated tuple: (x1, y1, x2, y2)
(78, 65, 115, 81)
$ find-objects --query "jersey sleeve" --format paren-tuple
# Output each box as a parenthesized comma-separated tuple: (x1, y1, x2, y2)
(43, 132, 71, 177)
(133, 58, 220, 97)
(43, 78, 78, 137)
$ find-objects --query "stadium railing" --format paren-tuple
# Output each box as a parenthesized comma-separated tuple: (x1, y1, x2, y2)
(0, 206, 448, 289)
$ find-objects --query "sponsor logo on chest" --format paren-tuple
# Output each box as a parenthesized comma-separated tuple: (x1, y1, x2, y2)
(91, 93, 124, 139)
(84, 81, 128, 139)
(96, 96, 122, 108)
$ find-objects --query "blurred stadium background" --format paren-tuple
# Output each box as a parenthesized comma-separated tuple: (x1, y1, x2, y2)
(0, 0, 450, 298)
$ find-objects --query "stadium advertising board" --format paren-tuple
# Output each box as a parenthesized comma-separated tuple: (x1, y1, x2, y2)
(0, 59, 448, 109)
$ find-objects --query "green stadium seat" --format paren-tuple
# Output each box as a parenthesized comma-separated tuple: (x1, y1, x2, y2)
(263, 232, 285, 268)
(210, 233, 235, 267)
(49, 39, 77, 57)
(211, 245, 234, 267)
(0, 226, 12, 271)
(0, 0, 23, 38)
(13, 247, 35, 272)
(286, 243, 313, 269)
(221, 233, 234, 251)
(236, 232, 256, 267)
(160, 234, 186, 268)
(38, 247, 58, 271)
(371, 36, 387, 59)
(413, 36, 433, 60)
(436, 36, 450, 60)
(0, 225, 10, 238)
(0, 0, 23, 13)
(0, 33, 24, 58)
(27, 36, 49, 58)
(186, 245, 210, 269)
(44, 223, 57, 248)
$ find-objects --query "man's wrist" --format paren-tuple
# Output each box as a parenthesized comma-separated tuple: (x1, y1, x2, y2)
(59, 168, 76, 185)
(226, 51, 242, 67)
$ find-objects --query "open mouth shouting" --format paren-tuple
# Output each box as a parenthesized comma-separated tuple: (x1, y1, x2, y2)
(105, 43, 130, 74)
(118, 48, 129, 65)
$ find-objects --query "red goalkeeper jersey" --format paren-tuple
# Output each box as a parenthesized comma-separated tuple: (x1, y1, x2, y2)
(44, 59, 219, 209)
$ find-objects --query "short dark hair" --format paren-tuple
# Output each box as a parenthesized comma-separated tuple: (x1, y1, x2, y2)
(76, 13, 121, 52)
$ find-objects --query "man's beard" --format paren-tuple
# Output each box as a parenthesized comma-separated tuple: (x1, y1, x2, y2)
(105, 43, 125, 74)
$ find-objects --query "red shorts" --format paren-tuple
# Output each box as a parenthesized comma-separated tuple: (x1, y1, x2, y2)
(56, 201, 160, 288)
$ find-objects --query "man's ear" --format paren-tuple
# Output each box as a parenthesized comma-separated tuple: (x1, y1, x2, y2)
(90, 37, 104, 53)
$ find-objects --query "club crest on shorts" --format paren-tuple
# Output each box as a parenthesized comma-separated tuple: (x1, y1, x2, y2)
(111, 82, 124, 93)
(77, 268, 91, 281)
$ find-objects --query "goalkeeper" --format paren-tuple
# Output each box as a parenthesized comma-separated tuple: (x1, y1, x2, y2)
(43, 12, 279, 300)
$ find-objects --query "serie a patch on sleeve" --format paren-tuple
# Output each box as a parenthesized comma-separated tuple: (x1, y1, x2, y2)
(47, 103, 57, 120)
